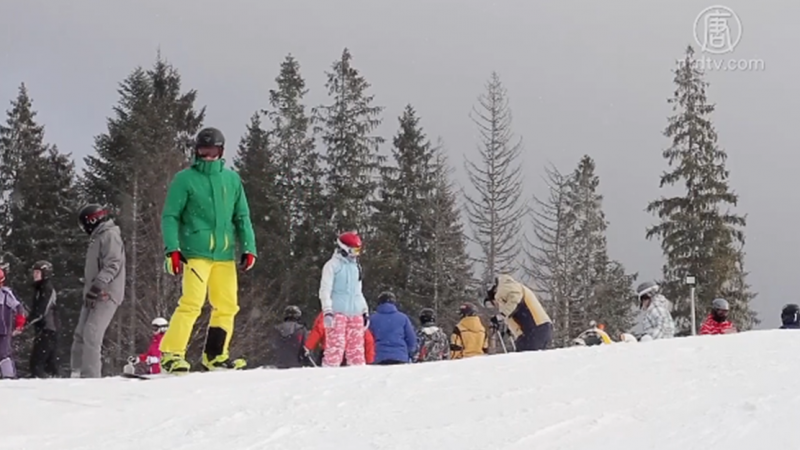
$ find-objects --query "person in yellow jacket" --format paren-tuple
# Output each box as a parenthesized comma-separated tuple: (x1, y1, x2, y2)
(450, 303, 488, 359)
(484, 274, 553, 351)
(572, 321, 613, 346)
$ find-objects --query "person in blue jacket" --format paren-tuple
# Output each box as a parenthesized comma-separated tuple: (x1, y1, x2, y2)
(368, 291, 417, 365)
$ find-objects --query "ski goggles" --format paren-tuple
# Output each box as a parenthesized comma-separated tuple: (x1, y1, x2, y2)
(196, 146, 222, 159)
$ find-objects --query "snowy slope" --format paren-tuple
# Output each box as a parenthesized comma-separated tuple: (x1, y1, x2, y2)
(3, 330, 799, 450)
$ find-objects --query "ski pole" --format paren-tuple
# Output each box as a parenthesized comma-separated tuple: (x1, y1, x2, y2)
(498, 333, 508, 353)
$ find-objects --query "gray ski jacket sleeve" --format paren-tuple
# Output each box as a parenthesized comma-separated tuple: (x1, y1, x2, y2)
(84, 220, 126, 304)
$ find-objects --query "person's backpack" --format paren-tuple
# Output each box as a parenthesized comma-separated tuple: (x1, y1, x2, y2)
(415, 326, 449, 362)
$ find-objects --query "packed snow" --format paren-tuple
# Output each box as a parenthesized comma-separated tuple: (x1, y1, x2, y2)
(2, 330, 798, 450)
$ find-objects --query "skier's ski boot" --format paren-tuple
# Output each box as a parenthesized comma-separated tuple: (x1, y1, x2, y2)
(160, 352, 191, 374)
(201, 353, 247, 371)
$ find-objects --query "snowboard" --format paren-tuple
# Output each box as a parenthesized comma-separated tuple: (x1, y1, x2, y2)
(121, 372, 180, 380)
(120, 366, 269, 380)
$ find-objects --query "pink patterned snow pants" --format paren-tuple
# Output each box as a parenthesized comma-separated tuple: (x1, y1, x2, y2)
(323, 313, 366, 367)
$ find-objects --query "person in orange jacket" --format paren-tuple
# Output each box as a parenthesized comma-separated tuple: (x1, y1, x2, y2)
(304, 311, 375, 365)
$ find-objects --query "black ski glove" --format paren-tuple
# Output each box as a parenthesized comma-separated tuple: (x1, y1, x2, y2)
(85, 284, 104, 309)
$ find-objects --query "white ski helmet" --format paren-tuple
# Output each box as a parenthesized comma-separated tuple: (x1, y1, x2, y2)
(151, 317, 168, 333)
(636, 281, 659, 298)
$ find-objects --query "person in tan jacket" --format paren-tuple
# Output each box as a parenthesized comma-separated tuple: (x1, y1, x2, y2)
(484, 274, 553, 351)
(450, 303, 488, 359)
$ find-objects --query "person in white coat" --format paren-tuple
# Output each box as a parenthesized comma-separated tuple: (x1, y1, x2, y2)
(636, 281, 675, 340)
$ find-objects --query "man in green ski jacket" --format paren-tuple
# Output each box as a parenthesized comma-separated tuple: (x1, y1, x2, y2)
(159, 126, 257, 373)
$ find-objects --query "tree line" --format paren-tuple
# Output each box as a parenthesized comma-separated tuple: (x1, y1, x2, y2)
(0, 44, 757, 375)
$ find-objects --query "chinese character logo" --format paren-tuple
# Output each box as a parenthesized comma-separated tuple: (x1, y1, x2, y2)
(694, 5, 743, 55)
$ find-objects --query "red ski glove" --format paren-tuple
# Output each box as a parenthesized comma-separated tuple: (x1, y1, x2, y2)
(239, 253, 255, 271)
(14, 314, 25, 331)
(165, 251, 186, 276)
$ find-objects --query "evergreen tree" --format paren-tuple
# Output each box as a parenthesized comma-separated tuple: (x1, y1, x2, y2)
(371, 105, 438, 309)
(231, 114, 283, 359)
(81, 55, 205, 367)
(464, 72, 525, 281)
(0, 85, 84, 376)
(567, 156, 635, 339)
(262, 54, 327, 313)
(421, 140, 474, 324)
(0, 84, 48, 266)
(313, 48, 384, 236)
(645, 45, 758, 334)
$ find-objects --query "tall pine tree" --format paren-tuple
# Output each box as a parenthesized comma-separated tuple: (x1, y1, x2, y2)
(371, 105, 438, 310)
(81, 55, 205, 367)
(262, 54, 327, 313)
(567, 156, 635, 340)
(646, 45, 757, 334)
(0, 84, 84, 376)
(313, 48, 384, 236)
(464, 72, 525, 281)
(422, 140, 474, 324)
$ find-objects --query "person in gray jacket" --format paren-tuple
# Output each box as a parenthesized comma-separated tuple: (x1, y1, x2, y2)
(70, 204, 126, 378)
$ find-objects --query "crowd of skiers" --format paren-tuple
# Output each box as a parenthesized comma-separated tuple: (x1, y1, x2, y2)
(4, 126, 800, 379)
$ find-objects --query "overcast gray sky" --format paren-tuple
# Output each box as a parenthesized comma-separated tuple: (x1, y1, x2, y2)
(2, 0, 795, 327)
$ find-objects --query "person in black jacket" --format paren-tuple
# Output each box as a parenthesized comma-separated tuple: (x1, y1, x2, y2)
(29, 260, 59, 378)
(270, 305, 309, 369)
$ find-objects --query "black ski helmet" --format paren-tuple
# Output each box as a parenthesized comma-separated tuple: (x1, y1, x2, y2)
(782, 304, 799, 325)
(419, 308, 436, 325)
(377, 291, 396, 304)
(459, 302, 477, 317)
(77, 203, 109, 235)
(194, 127, 225, 158)
(31, 260, 54, 279)
(284, 305, 301, 321)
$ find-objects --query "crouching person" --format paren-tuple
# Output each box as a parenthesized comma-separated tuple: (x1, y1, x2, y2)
(414, 308, 449, 362)
(450, 303, 488, 359)
(635, 281, 675, 340)
(699, 298, 736, 335)
(368, 292, 417, 365)
(0, 269, 25, 378)
(484, 274, 553, 351)
(270, 305, 308, 369)
(780, 304, 800, 329)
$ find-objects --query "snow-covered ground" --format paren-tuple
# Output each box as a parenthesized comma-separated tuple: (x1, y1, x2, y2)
(3, 330, 798, 450)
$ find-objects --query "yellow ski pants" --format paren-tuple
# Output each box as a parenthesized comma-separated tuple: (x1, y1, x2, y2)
(159, 258, 239, 358)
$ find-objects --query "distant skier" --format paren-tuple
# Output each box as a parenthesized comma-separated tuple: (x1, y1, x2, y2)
(635, 281, 675, 340)
(368, 291, 417, 365)
(413, 308, 449, 363)
(0, 268, 25, 379)
(450, 303, 488, 359)
(127, 317, 169, 374)
(572, 321, 613, 346)
(780, 304, 800, 329)
(160, 127, 257, 373)
(699, 298, 736, 335)
(304, 309, 376, 366)
(318, 231, 369, 367)
(484, 274, 553, 351)
(71, 203, 126, 378)
(270, 305, 308, 369)
(28, 260, 59, 378)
